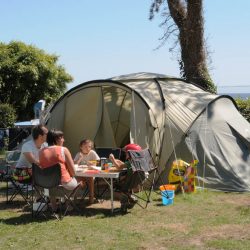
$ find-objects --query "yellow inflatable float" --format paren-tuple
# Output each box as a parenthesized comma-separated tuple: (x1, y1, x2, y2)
(168, 159, 198, 193)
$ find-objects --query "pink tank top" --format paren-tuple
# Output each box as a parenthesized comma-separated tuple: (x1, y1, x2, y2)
(39, 146, 72, 183)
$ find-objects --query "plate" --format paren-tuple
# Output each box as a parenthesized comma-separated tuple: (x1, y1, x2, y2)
(76, 165, 88, 171)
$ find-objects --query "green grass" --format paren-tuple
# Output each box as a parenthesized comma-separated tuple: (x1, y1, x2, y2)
(0, 187, 250, 250)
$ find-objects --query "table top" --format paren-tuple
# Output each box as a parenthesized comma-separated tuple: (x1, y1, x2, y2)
(75, 165, 120, 178)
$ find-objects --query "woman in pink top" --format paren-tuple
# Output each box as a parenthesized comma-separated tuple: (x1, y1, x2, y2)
(39, 129, 78, 190)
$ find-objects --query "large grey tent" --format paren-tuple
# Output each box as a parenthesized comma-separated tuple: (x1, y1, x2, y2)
(45, 72, 250, 192)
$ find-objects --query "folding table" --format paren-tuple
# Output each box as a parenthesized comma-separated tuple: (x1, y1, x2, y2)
(75, 167, 120, 213)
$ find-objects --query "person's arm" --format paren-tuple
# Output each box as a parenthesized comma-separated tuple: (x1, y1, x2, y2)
(92, 150, 100, 160)
(23, 152, 39, 165)
(74, 152, 83, 165)
(109, 153, 125, 170)
(64, 147, 76, 177)
(86, 150, 100, 166)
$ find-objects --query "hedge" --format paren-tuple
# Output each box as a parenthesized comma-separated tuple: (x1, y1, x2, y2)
(235, 98, 250, 122)
(0, 103, 16, 128)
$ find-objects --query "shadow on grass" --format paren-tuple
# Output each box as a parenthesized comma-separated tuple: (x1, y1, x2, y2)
(0, 199, 28, 211)
(152, 197, 173, 207)
(1, 208, 127, 225)
(0, 213, 41, 225)
(0, 201, 127, 226)
(79, 208, 126, 218)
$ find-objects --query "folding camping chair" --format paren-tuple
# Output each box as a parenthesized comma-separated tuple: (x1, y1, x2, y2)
(115, 148, 158, 213)
(32, 163, 81, 219)
(95, 147, 123, 160)
(2, 151, 32, 205)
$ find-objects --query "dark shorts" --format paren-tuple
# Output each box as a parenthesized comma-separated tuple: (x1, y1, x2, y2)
(12, 167, 32, 182)
(120, 172, 146, 192)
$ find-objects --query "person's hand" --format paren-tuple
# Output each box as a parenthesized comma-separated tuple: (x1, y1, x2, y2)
(87, 164, 95, 170)
(109, 153, 115, 161)
(77, 153, 83, 162)
(87, 161, 96, 167)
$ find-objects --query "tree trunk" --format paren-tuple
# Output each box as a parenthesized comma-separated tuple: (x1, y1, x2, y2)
(179, 0, 215, 93)
(151, 0, 217, 93)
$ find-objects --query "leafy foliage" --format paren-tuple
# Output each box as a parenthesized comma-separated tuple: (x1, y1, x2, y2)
(235, 98, 250, 122)
(0, 41, 73, 120)
(0, 103, 16, 128)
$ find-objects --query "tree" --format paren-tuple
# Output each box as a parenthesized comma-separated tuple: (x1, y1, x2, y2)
(150, 0, 216, 93)
(0, 41, 73, 121)
(0, 103, 16, 128)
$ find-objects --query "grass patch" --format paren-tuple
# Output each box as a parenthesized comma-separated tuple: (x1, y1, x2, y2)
(0, 186, 250, 250)
(206, 239, 250, 250)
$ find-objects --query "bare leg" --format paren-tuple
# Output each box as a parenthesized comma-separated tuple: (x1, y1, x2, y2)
(75, 177, 94, 203)
(50, 196, 58, 211)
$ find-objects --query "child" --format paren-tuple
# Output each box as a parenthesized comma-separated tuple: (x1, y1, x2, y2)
(74, 139, 100, 166)
(74, 139, 100, 204)
(109, 143, 144, 212)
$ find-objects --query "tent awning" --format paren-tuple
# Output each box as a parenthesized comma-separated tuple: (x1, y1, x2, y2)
(14, 119, 40, 127)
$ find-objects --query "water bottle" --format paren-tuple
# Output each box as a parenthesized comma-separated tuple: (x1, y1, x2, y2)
(100, 157, 107, 170)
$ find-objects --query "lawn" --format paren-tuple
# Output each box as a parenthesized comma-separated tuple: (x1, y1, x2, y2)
(0, 185, 250, 250)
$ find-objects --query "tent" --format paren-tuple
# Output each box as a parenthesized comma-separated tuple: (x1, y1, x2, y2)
(45, 72, 250, 192)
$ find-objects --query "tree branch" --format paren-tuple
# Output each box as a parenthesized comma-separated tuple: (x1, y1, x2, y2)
(149, 0, 165, 20)
(167, 0, 187, 29)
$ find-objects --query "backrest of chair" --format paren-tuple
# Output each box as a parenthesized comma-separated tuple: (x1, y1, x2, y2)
(95, 147, 122, 159)
(128, 148, 157, 173)
(32, 163, 61, 188)
(5, 150, 21, 164)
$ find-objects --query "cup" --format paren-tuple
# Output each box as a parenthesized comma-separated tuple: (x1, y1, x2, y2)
(104, 163, 109, 171)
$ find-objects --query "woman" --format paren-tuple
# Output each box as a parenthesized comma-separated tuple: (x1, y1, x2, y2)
(39, 129, 79, 191)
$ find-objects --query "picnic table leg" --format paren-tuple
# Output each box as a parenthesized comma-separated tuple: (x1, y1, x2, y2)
(110, 178, 114, 213)
(101, 177, 115, 213)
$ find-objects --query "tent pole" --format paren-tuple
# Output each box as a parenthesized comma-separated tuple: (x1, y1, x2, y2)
(132, 91, 137, 141)
(202, 107, 208, 190)
(186, 133, 201, 188)
(166, 113, 185, 195)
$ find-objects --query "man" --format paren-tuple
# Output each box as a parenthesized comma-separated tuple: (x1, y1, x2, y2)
(16, 125, 48, 169)
(10, 125, 48, 202)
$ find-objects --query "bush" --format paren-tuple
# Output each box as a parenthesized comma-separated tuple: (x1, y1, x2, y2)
(0, 103, 16, 128)
(235, 98, 250, 122)
(0, 41, 73, 121)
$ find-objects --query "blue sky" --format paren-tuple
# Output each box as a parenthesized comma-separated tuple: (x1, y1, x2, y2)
(1, 0, 250, 93)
